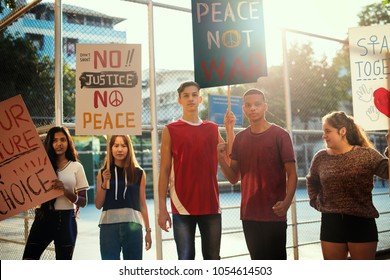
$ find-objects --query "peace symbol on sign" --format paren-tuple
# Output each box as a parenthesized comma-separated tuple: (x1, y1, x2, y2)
(109, 90, 124, 107)
(222, 30, 241, 48)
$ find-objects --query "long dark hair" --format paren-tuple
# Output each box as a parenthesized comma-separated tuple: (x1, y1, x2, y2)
(44, 126, 78, 170)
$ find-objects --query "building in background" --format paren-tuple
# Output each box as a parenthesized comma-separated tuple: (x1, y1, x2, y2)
(142, 69, 195, 124)
(4, 1, 126, 69)
(1, 1, 128, 198)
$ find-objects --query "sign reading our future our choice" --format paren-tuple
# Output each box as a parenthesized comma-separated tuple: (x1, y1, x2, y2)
(76, 44, 142, 135)
(349, 25, 390, 131)
(0, 96, 60, 221)
(191, 0, 268, 88)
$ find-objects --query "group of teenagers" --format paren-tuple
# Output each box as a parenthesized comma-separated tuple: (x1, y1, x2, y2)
(22, 81, 389, 261)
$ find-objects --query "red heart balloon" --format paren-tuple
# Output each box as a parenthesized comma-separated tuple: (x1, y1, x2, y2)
(373, 87, 390, 118)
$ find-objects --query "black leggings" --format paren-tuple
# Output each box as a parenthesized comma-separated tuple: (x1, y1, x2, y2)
(23, 209, 77, 260)
(242, 220, 287, 260)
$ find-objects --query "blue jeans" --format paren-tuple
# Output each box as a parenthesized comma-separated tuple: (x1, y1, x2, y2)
(172, 214, 221, 260)
(99, 222, 143, 260)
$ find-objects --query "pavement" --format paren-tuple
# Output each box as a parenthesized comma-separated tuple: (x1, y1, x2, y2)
(73, 202, 253, 260)
(74, 198, 390, 261)
(7, 189, 390, 260)
(72, 201, 324, 260)
(3, 188, 389, 260)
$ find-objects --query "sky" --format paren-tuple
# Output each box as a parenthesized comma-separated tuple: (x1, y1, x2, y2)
(56, 0, 379, 69)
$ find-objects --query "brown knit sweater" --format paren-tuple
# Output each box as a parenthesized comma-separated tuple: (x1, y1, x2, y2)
(306, 146, 388, 218)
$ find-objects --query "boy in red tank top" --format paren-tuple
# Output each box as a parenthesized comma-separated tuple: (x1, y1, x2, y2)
(158, 81, 227, 260)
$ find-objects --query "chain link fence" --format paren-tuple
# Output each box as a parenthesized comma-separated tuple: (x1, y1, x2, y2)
(0, 0, 389, 260)
(0, 209, 54, 260)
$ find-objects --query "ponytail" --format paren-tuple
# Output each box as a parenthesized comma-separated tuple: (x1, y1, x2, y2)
(322, 111, 374, 148)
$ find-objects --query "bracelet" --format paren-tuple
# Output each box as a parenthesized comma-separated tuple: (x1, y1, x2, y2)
(73, 195, 79, 204)
(145, 227, 152, 233)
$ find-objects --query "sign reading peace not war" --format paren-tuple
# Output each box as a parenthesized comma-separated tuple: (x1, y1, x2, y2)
(0, 95, 60, 221)
(349, 25, 390, 131)
(76, 44, 142, 135)
(191, 0, 268, 88)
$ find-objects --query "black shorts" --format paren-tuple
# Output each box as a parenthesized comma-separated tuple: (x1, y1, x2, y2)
(320, 213, 378, 243)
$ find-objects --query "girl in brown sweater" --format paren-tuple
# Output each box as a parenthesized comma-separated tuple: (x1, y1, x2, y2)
(306, 111, 389, 260)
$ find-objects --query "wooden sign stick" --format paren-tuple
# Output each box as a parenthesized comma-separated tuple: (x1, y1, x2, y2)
(227, 84, 231, 112)
(106, 135, 111, 189)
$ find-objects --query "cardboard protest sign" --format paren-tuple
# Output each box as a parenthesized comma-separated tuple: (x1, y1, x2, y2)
(191, 0, 268, 88)
(0, 95, 60, 221)
(208, 94, 243, 126)
(75, 44, 142, 135)
(349, 25, 390, 131)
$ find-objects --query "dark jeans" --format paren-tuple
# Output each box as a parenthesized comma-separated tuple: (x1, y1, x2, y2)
(23, 209, 77, 260)
(99, 222, 143, 260)
(242, 220, 287, 260)
(172, 213, 221, 260)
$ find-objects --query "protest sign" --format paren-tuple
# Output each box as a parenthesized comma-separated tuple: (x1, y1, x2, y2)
(191, 0, 268, 88)
(75, 44, 142, 135)
(349, 25, 390, 131)
(0, 95, 60, 221)
(209, 94, 243, 126)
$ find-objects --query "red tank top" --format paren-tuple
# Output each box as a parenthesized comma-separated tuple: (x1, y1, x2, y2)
(167, 120, 220, 215)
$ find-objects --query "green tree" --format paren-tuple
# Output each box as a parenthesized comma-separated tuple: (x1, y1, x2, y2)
(259, 2, 390, 129)
(0, 31, 76, 126)
(0, 31, 39, 99)
(0, 31, 55, 124)
(252, 43, 345, 130)
(358, 2, 390, 26)
(329, 1, 390, 121)
(0, 0, 16, 13)
(288, 43, 347, 129)
(63, 64, 76, 120)
(256, 66, 286, 127)
(330, 43, 352, 113)
(28, 55, 55, 120)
